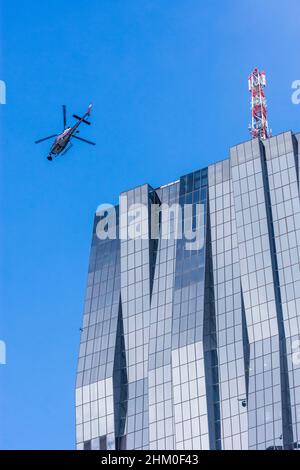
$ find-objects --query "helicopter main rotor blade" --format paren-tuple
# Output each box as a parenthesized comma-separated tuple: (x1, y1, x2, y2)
(62, 105, 67, 129)
(34, 134, 57, 144)
(72, 135, 96, 146)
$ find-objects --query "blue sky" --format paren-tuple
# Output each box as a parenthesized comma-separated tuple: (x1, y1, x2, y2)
(0, 0, 299, 449)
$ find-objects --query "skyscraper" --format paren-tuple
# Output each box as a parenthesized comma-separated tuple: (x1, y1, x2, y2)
(76, 130, 300, 450)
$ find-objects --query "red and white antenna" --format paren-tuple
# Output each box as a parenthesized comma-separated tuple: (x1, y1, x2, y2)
(248, 68, 271, 140)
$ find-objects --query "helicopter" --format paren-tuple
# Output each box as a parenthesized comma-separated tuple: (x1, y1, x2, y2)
(35, 103, 96, 160)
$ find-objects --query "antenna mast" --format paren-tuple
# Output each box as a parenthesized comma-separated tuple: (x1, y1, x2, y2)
(248, 68, 271, 140)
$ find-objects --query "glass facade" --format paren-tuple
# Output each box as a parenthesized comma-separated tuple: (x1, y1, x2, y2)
(76, 130, 300, 450)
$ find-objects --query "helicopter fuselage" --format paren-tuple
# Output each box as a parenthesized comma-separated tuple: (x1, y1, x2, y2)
(49, 117, 83, 157)
(50, 128, 72, 155)
(35, 103, 95, 161)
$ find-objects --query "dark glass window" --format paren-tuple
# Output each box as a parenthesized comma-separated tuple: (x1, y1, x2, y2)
(100, 435, 107, 450)
(83, 440, 91, 450)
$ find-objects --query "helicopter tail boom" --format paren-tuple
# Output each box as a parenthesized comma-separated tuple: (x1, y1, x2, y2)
(72, 114, 91, 125)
